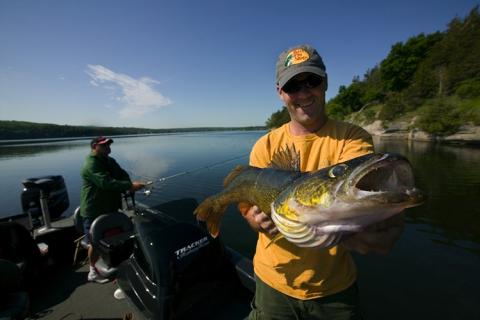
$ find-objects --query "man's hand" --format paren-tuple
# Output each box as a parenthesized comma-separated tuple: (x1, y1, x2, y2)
(342, 212, 405, 255)
(238, 203, 278, 236)
(130, 181, 146, 192)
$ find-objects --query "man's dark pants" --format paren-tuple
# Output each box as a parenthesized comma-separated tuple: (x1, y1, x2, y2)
(248, 276, 363, 320)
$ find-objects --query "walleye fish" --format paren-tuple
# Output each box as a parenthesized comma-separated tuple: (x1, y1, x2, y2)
(194, 147, 425, 248)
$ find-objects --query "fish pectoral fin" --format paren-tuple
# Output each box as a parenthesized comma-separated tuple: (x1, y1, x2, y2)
(265, 233, 284, 249)
(194, 196, 227, 238)
(207, 218, 221, 238)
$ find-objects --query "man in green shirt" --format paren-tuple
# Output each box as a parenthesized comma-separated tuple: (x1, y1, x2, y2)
(80, 136, 145, 283)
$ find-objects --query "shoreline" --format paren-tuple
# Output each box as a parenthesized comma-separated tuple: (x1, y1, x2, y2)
(363, 120, 480, 146)
(1, 125, 479, 147)
(0, 129, 267, 147)
(0, 133, 182, 146)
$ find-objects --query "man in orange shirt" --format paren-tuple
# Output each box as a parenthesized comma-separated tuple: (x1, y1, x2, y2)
(241, 44, 404, 319)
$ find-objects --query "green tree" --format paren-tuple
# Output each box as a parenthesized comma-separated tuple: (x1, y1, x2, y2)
(329, 81, 365, 114)
(417, 98, 461, 135)
(265, 106, 290, 129)
(361, 66, 385, 104)
(455, 78, 480, 98)
(413, 7, 480, 98)
(326, 101, 348, 120)
(378, 92, 406, 121)
(380, 32, 443, 92)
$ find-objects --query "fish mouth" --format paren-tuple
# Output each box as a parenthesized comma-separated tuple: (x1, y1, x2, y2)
(346, 153, 425, 205)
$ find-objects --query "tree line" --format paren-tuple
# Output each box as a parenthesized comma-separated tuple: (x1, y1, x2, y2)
(0, 120, 266, 140)
(267, 6, 480, 136)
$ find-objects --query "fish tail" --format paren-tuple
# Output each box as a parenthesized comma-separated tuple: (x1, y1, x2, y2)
(194, 196, 228, 238)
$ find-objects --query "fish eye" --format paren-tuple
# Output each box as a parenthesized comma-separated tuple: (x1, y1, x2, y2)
(328, 164, 348, 178)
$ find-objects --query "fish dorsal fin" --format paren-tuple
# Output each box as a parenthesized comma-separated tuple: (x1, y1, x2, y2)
(223, 165, 247, 187)
(269, 144, 300, 171)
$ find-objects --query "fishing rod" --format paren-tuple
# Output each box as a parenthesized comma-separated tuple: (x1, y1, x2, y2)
(132, 153, 250, 196)
(157, 153, 249, 182)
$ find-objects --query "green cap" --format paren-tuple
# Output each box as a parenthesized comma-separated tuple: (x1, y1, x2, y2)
(275, 44, 328, 89)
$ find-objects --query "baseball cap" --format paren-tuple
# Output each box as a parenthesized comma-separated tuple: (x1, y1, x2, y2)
(275, 44, 328, 90)
(90, 136, 113, 148)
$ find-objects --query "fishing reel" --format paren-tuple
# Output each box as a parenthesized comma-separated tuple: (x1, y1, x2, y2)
(143, 181, 154, 197)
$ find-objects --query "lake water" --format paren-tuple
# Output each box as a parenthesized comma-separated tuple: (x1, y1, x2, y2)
(1, 131, 479, 319)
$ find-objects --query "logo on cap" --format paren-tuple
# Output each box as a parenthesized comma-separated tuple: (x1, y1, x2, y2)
(284, 48, 310, 67)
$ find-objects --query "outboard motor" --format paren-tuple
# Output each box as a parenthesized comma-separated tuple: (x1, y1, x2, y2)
(117, 212, 242, 320)
(21, 175, 69, 221)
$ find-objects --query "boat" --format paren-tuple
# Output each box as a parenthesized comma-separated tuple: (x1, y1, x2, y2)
(0, 175, 254, 319)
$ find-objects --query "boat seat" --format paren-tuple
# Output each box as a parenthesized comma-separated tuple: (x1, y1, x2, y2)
(0, 259, 30, 320)
(73, 207, 89, 248)
(72, 208, 133, 276)
(72, 207, 89, 266)
(90, 211, 134, 278)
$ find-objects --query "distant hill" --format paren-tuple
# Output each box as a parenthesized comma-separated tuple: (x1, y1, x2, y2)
(0, 120, 266, 140)
(266, 6, 480, 138)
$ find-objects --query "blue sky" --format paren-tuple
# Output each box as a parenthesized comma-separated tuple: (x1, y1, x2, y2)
(0, 0, 478, 129)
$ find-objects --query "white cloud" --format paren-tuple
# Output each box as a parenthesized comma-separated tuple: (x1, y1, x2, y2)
(86, 64, 172, 118)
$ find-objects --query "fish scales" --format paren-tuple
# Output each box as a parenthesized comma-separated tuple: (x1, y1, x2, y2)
(195, 165, 301, 237)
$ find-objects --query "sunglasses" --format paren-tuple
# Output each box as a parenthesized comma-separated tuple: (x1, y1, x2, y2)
(282, 75, 323, 94)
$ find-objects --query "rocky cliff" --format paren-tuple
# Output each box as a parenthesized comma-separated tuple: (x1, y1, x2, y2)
(361, 120, 480, 145)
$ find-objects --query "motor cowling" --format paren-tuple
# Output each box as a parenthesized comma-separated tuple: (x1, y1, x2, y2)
(118, 212, 236, 320)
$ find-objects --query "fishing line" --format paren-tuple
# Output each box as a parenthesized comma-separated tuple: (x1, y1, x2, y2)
(157, 153, 249, 182)
(127, 153, 249, 197)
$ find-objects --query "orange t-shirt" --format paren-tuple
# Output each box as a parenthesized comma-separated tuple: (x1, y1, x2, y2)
(250, 119, 374, 299)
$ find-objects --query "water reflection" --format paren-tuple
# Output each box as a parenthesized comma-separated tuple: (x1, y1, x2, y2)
(0, 141, 88, 159)
(374, 137, 480, 255)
